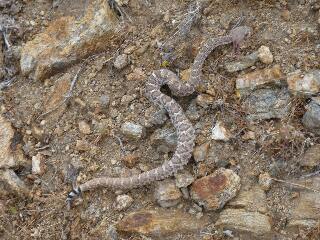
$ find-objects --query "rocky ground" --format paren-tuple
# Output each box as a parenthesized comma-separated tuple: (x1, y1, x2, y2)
(0, 0, 320, 239)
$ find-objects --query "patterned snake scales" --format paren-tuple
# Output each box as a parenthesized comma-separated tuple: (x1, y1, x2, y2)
(66, 26, 251, 207)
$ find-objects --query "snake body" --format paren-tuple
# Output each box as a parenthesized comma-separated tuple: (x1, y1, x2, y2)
(66, 26, 251, 206)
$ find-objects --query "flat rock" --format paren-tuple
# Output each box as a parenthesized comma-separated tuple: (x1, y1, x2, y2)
(225, 52, 258, 73)
(116, 209, 209, 237)
(228, 186, 268, 213)
(287, 176, 320, 232)
(215, 209, 272, 236)
(190, 168, 241, 210)
(0, 169, 29, 197)
(287, 70, 320, 95)
(236, 65, 284, 96)
(20, 0, 119, 80)
(0, 116, 27, 168)
(244, 88, 291, 121)
(154, 179, 182, 207)
(302, 97, 320, 134)
(300, 144, 320, 167)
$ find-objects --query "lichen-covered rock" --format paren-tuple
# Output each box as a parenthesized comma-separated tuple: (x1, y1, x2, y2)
(244, 88, 291, 121)
(196, 94, 214, 108)
(225, 52, 258, 73)
(190, 168, 241, 210)
(121, 122, 145, 139)
(20, 0, 119, 80)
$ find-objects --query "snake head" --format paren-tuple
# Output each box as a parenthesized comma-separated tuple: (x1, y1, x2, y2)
(229, 26, 252, 53)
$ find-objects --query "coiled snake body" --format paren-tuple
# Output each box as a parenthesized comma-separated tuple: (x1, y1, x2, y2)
(67, 26, 251, 207)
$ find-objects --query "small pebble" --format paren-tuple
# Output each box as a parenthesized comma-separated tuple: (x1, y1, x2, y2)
(126, 68, 146, 81)
(258, 46, 273, 64)
(114, 54, 129, 70)
(114, 194, 134, 211)
(78, 121, 92, 135)
(259, 172, 273, 191)
(75, 139, 91, 152)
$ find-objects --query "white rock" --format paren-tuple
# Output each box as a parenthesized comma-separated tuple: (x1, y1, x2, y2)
(211, 121, 231, 141)
(32, 153, 46, 175)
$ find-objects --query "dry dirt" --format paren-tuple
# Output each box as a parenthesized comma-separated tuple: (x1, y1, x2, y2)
(0, 0, 320, 239)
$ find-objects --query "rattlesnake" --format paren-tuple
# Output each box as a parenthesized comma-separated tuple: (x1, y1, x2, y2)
(66, 26, 251, 207)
